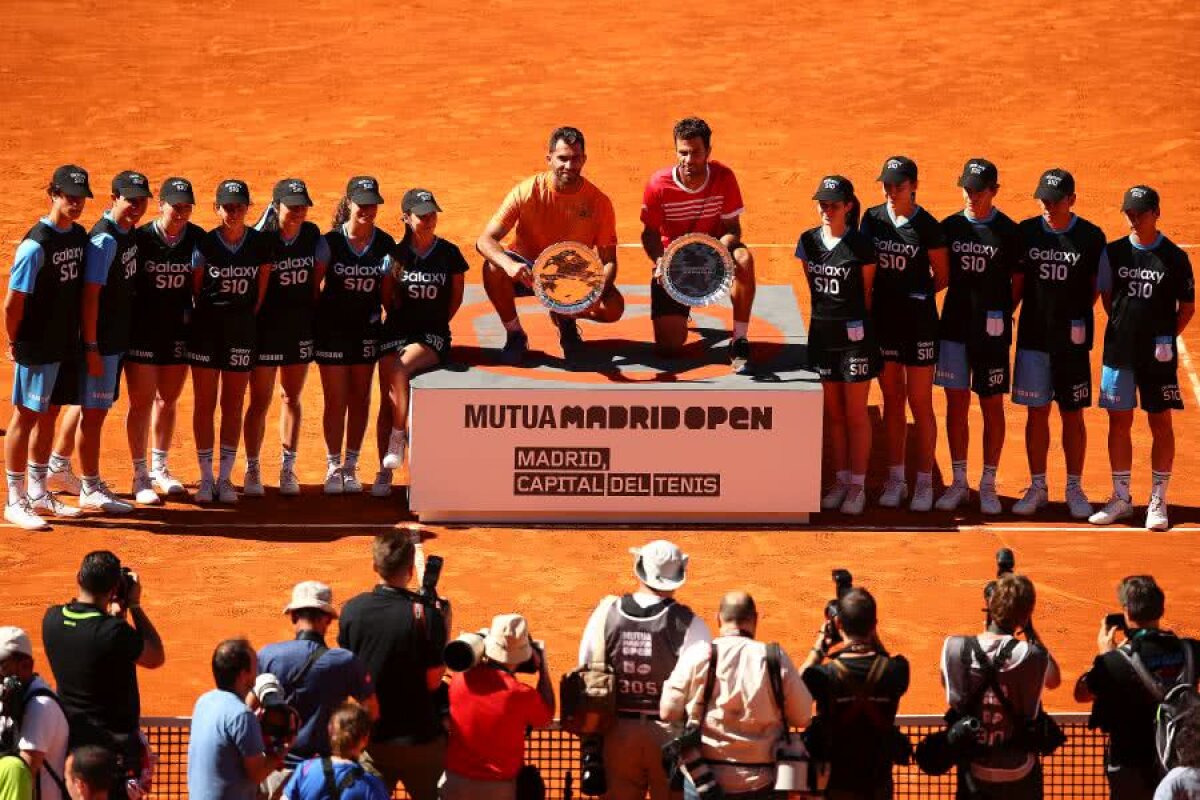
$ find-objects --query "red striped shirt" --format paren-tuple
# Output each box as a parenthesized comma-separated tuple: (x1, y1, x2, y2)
(641, 161, 745, 248)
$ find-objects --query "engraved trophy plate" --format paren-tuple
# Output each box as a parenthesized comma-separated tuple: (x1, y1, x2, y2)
(532, 241, 606, 315)
(661, 233, 735, 307)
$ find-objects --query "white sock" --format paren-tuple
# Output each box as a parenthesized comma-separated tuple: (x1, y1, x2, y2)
(915, 471, 933, 489)
(345, 449, 360, 470)
(850, 473, 866, 487)
(27, 462, 49, 498)
(1112, 471, 1132, 502)
(732, 321, 749, 340)
(246, 455, 260, 471)
(82, 475, 101, 494)
(151, 448, 168, 473)
(835, 469, 851, 486)
(1031, 473, 1047, 490)
(132, 458, 148, 479)
(49, 452, 71, 473)
(951, 460, 967, 487)
(502, 317, 523, 333)
(197, 448, 214, 483)
(326, 452, 341, 470)
(218, 446, 237, 482)
(282, 448, 297, 470)
(981, 465, 998, 490)
(1066, 474, 1082, 490)
(1151, 471, 1170, 501)
(6, 471, 26, 503)
(888, 464, 905, 484)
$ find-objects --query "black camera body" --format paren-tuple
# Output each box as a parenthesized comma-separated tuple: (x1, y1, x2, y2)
(662, 725, 724, 798)
(579, 735, 607, 796)
(983, 549, 1015, 625)
(116, 566, 136, 607)
(822, 569, 854, 647)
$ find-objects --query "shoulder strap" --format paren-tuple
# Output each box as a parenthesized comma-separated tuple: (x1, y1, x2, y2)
(592, 595, 620, 669)
(287, 644, 330, 697)
(1116, 648, 1166, 702)
(337, 764, 363, 794)
(765, 643, 792, 742)
(19, 686, 70, 800)
(321, 757, 339, 800)
(830, 655, 891, 729)
(690, 642, 720, 727)
(965, 637, 1023, 721)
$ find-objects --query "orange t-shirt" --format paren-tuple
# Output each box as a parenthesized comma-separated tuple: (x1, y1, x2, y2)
(489, 171, 618, 262)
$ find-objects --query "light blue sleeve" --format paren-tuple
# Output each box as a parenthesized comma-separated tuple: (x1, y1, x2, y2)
(230, 708, 265, 757)
(8, 239, 44, 293)
(191, 245, 206, 270)
(1096, 250, 1112, 294)
(314, 236, 331, 266)
(85, 232, 117, 286)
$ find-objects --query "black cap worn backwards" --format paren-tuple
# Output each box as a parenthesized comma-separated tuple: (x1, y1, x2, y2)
(812, 175, 855, 202)
(112, 170, 152, 199)
(877, 155, 918, 184)
(216, 179, 251, 205)
(1122, 185, 1160, 213)
(52, 164, 93, 198)
(1033, 168, 1075, 202)
(273, 178, 314, 207)
(957, 158, 999, 191)
(159, 177, 195, 205)
(346, 176, 384, 205)
(401, 188, 442, 215)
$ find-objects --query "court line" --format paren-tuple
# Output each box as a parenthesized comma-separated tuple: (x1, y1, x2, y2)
(1, 521, 1182, 532)
(1177, 338, 1200, 406)
(616, 243, 1200, 249)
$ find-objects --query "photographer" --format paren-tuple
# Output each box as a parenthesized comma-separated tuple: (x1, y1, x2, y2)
(0, 627, 69, 800)
(338, 532, 449, 800)
(41, 551, 164, 799)
(800, 588, 910, 800)
(1075, 576, 1200, 800)
(576, 540, 711, 800)
(443, 614, 554, 799)
(255, 581, 377, 800)
(188, 639, 281, 800)
(661, 592, 812, 798)
(940, 574, 1061, 800)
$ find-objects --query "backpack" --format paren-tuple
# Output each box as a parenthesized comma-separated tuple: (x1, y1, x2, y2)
(0, 677, 70, 800)
(319, 758, 362, 800)
(559, 596, 618, 736)
(1117, 641, 1198, 771)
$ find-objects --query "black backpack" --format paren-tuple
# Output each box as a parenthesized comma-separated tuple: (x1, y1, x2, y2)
(0, 677, 70, 800)
(1116, 640, 1198, 772)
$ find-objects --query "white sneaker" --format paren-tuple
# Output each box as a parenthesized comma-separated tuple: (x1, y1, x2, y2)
(382, 429, 407, 470)
(371, 469, 394, 498)
(1146, 496, 1170, 532)
(30, 491, 83, 518)
(217, 479, 238, 504)
(909, 483, 935, 512)
(47, 465, 82, 495)
(935, 483, 969, 511)
(1065, 484, 1093, 520)
(979, 485, 1002, 515)
(878, 479, 908, 508)
(821, 483, 849, 511)
(151, 467, 186, 496)
(195, 478, 215, 504)
(840, 485, 866, 515)
(5, 498, 49, 531)
(1089, 495, 1134, 525)
(279, 467, 300, 496)
(132, 474, 162, 506)
(243, 465, 265, 497)
(323, 465, 344, 495)
(79, 481, 134, 515)
(1012, 485, 1049, 516)
(341, 465, 363, 494)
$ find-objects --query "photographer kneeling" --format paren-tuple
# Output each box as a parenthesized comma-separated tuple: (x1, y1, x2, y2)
(800, 588, 910, 800)
(442, 614, 554, 800)
(940, 574, 1062, 800)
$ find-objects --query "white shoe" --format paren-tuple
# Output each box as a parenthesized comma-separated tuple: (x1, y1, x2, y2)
(195, 478, 215, 504)
(1146, 496, 1170, 532)
(839, 485, 866, 515)
(935, 483, 969, 511)
(341, 465, 363, 494)
(1012, 485, 1049, 516)
(323, 465, 344, 495)
(243, 465, 265, 497)
(5, 498, 49, 531)
(1089, 495, 1134, 525)
(382, 429, 407, 470)
(371, 469, 394, 498)
(821, 483, 849, 511)
(979, 485, 1002, 515)
(47, 465, 82, 495)
(151, 467, 186, 496)
(1066, 484, 1093, 520)
(279, 467, 300, 496)
(30, 491, 83, 518)
(217, 478, 238, 504)
(909, 483, 935, 512)
(878, 479, 908, 508)
(132, 474, 162, 506)
(79, 481, 133, 515)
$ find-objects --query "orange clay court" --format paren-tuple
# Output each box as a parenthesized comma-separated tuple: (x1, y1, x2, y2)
(1, 0, 1198, 717)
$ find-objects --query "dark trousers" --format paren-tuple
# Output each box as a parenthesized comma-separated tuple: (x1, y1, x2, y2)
(1106, 763, 1159, 800)
(955, 761, 1043, 800)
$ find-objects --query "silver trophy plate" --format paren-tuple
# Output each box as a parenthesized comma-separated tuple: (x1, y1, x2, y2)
(661, 233, 735, 307)
(532, 241, 606, 315)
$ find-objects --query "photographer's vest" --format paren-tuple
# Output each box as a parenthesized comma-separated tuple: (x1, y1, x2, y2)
(90, 215, 139, 355)
(13, 220, 86, 364)
(603, 595, 693, 714)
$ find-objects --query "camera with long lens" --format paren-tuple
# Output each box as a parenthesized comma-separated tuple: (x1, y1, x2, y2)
(662, 725, 725, 798)
(579, 735, 607, 796)
(252, 673, 300, 755)
(983, 548, 1015, 624)
(0, 675, 28, 750)
(443, 629, 543, 674)
(822, 569, 854, 647)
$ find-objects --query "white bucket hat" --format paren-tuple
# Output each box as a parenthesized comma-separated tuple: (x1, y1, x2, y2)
(0, 627, 33, 660)
(631, 540, 688, 591)
(283, 581, 338, 618)
(484, 613, 533, 667)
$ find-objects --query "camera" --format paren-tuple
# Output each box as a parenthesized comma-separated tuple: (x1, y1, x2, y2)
(116, 566, 136, 606)
(252, 673, 299, 755)
(443, 629, 543, 674)
(983, 549, 1015, 624)
(579, 735, 607, 796)
(662, 726, 724, 798)
(421, 554, 443, 598)
(945, 714, 982, 755)
(822, 569, 854, 647)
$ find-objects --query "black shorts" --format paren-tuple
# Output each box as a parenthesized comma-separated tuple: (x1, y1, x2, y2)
(650, 279, 690, 320)
(314, 329, 379, 366)
(874, 298, 939, 366)
(187, 307, 256, 372)
(256, 318, 314, 366)
(384, 330, 452, 363)
(126, 309, 190, 365)
(50, 352, 125, 406)
(935, 339, 1012, 397)
(1013, 348, 1093, 411)
(808, 319, 881, 383)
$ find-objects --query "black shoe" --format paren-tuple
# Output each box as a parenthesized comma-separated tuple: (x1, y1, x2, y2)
(500, 329, 529, 364)
(553, 313, 585, 357)
(730, 337, 752, 374)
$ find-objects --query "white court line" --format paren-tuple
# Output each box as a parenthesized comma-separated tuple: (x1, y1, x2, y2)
(617, 243, 1200, 249)
(1177, 338, 1200, 407)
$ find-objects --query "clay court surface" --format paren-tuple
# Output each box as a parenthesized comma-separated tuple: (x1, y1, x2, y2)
(2, 0, 1199, 716)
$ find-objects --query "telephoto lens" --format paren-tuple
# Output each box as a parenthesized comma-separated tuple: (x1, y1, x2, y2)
(443, 631, 487, 672)
(579, 736, 607, 796)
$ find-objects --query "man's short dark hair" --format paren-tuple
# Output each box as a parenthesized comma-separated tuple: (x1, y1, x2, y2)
(673, 117, 712, 149)
(548, 126, 585, 152)
(290, 608, 331, 625)
(211, 638, 254, 691)
(77, 551, 122, 596)
(372, 532, 415, 581)
(838, 588, 878, 637)
(1119, 575, 1165, 624)
(68, 745, 116, 789)
(718, 592, 757, 625)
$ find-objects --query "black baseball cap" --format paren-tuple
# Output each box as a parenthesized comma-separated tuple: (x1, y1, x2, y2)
(216, 179, 251, 205)
(52, 164, 93, 198)
(402, 188, 442, 215)
(812, 175, 855, 202)
(160, 177, 195, 204)
(273, 178, 313, 207)
(1122, 185, 1160, 213)
(957, 158, 999, 191)
(877, 156, 918, 184)
(1033, 168, 1075, 201)
(346, 176, 384, 205)
(112, 170, 152, 199)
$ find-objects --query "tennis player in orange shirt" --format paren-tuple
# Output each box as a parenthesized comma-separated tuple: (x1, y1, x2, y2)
(476, 127, 624, 363)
